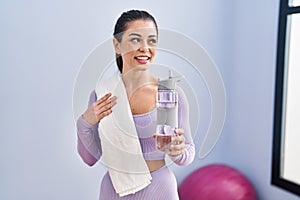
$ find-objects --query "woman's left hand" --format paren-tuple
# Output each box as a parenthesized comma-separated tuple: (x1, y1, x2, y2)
(168, 128, 186, 157)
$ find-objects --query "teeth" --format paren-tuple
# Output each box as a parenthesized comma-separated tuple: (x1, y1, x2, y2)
(136, 56, 149, 60)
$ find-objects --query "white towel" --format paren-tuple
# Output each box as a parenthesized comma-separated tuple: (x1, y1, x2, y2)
(95, 74, 152, 197)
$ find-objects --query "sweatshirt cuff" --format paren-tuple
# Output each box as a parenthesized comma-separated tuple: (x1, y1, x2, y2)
(77, 115, 94, 129)
(168, 142, 195, 165)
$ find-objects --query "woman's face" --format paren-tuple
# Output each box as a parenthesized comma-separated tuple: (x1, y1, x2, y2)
(114, 20, 158, 73)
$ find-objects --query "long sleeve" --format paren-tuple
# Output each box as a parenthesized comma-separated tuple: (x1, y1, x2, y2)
(169, 86, 195, 166)
(76, 91, 102, 166)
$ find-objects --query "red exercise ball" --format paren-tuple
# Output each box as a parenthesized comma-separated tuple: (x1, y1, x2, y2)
(178, 164, 258, 200)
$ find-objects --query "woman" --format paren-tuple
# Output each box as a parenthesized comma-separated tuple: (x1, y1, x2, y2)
(76, 10, 195, 200)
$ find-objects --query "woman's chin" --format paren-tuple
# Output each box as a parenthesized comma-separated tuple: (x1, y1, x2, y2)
(132, 64, 150, 71)
(123, 63, 152, 74)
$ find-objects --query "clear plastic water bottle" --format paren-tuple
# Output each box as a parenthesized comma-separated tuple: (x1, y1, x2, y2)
(155, 70, 181, 152)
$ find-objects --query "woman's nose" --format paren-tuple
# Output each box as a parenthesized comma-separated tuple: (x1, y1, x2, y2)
(138, 41, 150, 52)
(138, 46, 149, 52)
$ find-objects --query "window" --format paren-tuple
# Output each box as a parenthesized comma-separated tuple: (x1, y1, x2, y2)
(291, 0, 300, 7)
(272, 0, 300, 196)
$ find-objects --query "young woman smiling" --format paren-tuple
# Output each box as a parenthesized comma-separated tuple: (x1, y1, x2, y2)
(76, 10, 195, 200)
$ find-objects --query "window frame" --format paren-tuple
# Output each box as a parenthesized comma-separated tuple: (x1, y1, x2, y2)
(272, 0, 300, 196)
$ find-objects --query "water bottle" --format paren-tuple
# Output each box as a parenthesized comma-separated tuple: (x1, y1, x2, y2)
(155, 70, 181, 152)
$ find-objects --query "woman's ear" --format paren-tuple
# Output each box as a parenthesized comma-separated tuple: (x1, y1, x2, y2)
(113, 38, 121, 54)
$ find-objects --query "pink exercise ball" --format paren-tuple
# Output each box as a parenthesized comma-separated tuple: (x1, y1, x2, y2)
(178, 164, 258, 200)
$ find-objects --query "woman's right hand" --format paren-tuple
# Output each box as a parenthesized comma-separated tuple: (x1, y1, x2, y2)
(82, 93, 117, 126)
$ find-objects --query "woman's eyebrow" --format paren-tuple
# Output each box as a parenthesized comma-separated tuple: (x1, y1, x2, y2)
(128, 33, 157, 38)
(148, 34, 157, 38)
(128, 33, 142, 37)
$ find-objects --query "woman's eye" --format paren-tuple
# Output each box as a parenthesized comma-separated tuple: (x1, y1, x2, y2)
(149, 39, 157, 44)
(131, 38, 140, 43)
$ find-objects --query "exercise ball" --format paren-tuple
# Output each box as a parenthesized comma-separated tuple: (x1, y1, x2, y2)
(178, 164, 258, 200)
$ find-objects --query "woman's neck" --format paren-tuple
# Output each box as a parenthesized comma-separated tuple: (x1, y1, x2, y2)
(121, 67, 157, 97)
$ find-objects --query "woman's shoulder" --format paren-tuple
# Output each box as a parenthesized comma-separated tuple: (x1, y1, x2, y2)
(88, 90, 97, 105)
(175, 85, 189, 109)
(175, 85, 187, 100)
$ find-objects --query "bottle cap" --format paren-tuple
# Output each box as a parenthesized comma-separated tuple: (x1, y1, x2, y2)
(158, 70, 182, 90)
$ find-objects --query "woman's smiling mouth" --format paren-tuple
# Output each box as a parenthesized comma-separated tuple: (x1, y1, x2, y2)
(134, 56, 150, 64)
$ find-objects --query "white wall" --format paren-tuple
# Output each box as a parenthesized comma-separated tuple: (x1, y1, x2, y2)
(1, 0, 299, 199)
